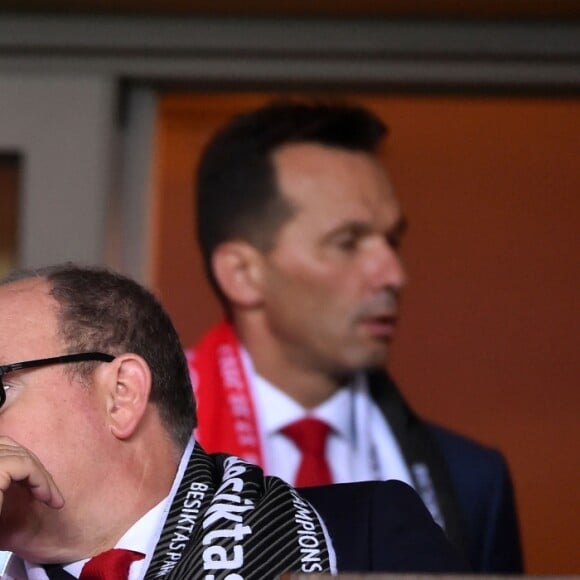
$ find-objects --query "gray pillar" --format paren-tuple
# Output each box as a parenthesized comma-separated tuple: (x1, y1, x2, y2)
(0, 74, 116, 268)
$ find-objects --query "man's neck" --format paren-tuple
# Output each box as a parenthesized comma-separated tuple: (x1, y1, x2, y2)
(237, 324, 349, 410)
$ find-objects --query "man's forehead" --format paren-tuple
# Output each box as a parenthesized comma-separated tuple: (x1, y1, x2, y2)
(273, 142, 402, 228)
(0, 277, 59, 355)
(0, 276, 52, 301)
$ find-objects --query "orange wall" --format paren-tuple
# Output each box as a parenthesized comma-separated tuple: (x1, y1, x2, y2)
(150, 93, 580, 573)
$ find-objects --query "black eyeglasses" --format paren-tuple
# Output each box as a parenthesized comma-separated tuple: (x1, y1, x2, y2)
(0, 352, 115, 409)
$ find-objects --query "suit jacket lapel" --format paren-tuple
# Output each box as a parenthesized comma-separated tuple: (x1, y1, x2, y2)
(367, 369, 469, 560)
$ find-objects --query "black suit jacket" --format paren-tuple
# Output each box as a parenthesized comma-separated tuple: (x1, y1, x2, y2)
(368, 369, 523, 572)
(301, 480, 468, 573)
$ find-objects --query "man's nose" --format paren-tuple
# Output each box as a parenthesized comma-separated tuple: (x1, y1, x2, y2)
(369, 241, 408, 291)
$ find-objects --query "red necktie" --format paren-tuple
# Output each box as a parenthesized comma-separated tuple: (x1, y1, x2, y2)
(79, 549, 144, 580)
(281, 417, 333, 487)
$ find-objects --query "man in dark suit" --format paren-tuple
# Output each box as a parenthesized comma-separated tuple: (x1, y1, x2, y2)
(188, 100, 523, 572)
(0, 263, 465, 578)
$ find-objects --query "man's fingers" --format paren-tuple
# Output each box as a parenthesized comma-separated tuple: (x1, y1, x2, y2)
(0, 437, 64, 511)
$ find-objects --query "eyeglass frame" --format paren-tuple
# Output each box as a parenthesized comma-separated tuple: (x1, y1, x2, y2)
(0, 352, 115, 409)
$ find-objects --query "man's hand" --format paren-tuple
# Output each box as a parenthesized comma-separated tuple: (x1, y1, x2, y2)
(0, 436, 64, 515)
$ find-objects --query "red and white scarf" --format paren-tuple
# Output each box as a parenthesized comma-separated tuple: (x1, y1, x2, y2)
(187, 321, 264, 467)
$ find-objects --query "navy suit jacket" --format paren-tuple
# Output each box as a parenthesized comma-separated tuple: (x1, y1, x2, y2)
(301, 480, 468, 573)
(368, 369, 523, 572)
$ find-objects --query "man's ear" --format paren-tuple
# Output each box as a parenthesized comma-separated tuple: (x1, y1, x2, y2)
(212, 241, 265, 308)
(97, 354, 152, 440)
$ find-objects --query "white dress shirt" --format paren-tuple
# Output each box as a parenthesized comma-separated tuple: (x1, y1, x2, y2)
(240, 348, 413, 487)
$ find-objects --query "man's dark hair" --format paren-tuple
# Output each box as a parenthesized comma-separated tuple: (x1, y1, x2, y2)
(196, 99, 388, 302)
(1, 264, 196, 450)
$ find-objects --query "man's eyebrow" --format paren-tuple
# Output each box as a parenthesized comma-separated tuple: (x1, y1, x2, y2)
(322, 220, 373, 242)
(322, 216, 409, 244)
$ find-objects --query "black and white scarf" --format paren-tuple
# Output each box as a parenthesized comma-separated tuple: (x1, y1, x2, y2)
(144, 443, 332, 579)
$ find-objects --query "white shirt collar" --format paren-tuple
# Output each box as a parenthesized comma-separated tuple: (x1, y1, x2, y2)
(240, 346, 412, 487)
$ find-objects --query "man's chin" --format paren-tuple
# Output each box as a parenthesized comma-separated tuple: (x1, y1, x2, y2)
(361, 341, 390, 367)
(340, 343, 389, 374)
(0, 488, 47, 553)
(0, 512, 29, 553)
